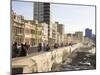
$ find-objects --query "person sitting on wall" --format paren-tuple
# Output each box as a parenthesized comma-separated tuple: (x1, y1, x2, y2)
(46, 44, 50, 51)
(43, 43, 46, 51)
(20, 43, 27, 56)
(24, 42, 30, 50)
(54, 43, 58, 49)
(12, 42, 18, 58)
(61, 43, 63, 47)
(41, 41, 44, 51)
(38, 43, 42, 52)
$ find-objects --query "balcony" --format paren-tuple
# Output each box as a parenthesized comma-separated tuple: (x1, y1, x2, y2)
(14, 24, 24, 28)
(16, 33, 23, 36)
(13, 19, 24, 25)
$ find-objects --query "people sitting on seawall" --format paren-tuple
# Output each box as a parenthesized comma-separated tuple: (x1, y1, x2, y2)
(38, 42, 50, 52)
(12, 42, 18, 58)
(38, 43, 42, 52)
(54, 43, 59, 49)
(12, 42, 30, 58)
(12, 41, 77, 58)
(45, 44, 50, 51)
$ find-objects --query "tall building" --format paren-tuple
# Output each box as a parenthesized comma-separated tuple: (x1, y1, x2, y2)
(85, 28, 92, 39)
(56, 22, 64, 43)
(34, 2, 51, 39)
(34, 2, 50, 25)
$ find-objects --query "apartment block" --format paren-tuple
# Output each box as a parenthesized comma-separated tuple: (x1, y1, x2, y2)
(11, 11, 24, 44)
(75, 31, 83, 42)
(41, 22, 48, 44)
(24, 20, 36, 46)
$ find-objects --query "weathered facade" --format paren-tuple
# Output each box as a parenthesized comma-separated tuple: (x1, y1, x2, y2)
(11, 11, 25, 44)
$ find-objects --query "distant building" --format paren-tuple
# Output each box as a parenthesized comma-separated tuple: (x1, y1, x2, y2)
(72, 34, 78, 44)
(75, 31, 83, 42)
(64, 34, 68, 45)
(64, 31, 83, 45)
(85, 28, 92, 39)
(56, 22, 64, 43)
(66, 33, 73, 44)
(92, 34, 96, 44)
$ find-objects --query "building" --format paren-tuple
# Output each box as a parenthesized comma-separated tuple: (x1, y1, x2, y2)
(12, 10, 50, 47)
(51, 22, 57, 45)
(75, 31, 83, 42)
(56, 22, 64, 44)
(35, 20, 43, 46)
(66, 33, 73, 44)
(11, 11, 25, 44)
(65, 32, 83, 45)
(34, 2, 51, 38)
(24, 20, 36, 46)
(64, 34, 68, 45)
(83, 36, 91, 44)
(72, 34, 78, 44)
(41, 22, 48, 44)
(85, 28, 92, 39)
(56, 22, 64, 35)
(34, 2, 50, 25)
(57, 32, 61, 45)
(24, 20, 45, 46)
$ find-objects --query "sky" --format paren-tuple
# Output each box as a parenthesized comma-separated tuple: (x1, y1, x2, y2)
(12, 1, 33, 20)
(51, 4, 95, 35)
(12, 1, 95, 35)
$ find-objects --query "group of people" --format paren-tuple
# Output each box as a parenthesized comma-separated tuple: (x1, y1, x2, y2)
(38, 43, 50, 52)
(12, 42, 30, 58)
(12, 42, 51, 58)
(12, 41, 67, 58)
(53, 43, 64, 49)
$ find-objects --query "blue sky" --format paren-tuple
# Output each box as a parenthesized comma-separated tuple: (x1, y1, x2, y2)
(12, 1, 33, 20)
(12, 1, 95, 35)
(51, 4, 95, 35)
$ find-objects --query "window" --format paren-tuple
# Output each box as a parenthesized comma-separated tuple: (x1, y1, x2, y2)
(14, 15, 16, 19)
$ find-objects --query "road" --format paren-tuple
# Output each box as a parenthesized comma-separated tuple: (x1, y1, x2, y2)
(60, 46, 96, 71)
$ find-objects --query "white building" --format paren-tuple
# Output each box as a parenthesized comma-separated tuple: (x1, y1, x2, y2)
(41, 22, 48, 44)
